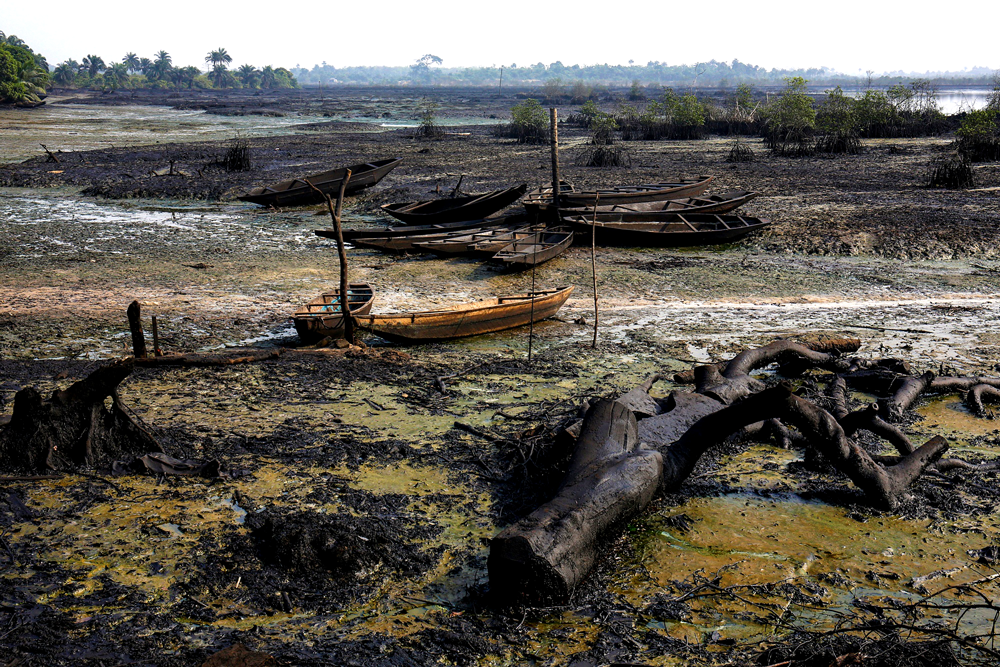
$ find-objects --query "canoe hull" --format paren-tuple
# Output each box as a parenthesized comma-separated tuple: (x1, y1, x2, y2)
(357, 286, 573, 343)
(559, 190, 758, 218)
(492, 227, 574, 268)
(381, 184, 527, 224)
(563, 215, 771, 247)
(293, 283, 375, 343)
(524, 176, 715, 215)
(239, 158, 403, 207)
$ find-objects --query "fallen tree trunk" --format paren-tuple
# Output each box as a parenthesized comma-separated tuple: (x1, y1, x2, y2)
(134, 348, 283, 367)
(0, 358, 161, 471)
(489, 398, 662, 605)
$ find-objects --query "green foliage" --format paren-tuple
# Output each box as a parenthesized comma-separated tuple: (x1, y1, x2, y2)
(763, 76, 816, 155)
(0, 40, 47, 103)
(580, 99, 598, 120)
(815, 86, 862, 154)
(496, 98, 548, 144)
(956, 109, 1000, 162)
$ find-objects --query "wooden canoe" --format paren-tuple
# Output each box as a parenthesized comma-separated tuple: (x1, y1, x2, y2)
(238, 158, 403, 207)
(559, 190, 758, 217)
(413, 223, 547, 257)
(491, 226, 574, 268)
(381, 184, 527, 224)
(561, 213, 771, 247)
(356, 286, 574, 343)
(319, 212, 529, 243)
(346, 216, 531, 253)
(293, 283, 375, 343)
(523, 175, 714, 212)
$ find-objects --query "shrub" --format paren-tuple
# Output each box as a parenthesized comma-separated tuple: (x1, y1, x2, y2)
(956, 109, 1000, 162)
(763, 76, 815, 156)
(494, 98, 549, 144)
(815, 86, 862, 154)
(223, 134, 253, 172)
(726, 138, 755, 163)
(580, 112, 630, 167)
(415, 97, 443, 138)
(926, 152, 975, 189)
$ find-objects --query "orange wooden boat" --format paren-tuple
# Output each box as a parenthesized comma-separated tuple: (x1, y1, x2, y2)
(356, 286, 573, 343)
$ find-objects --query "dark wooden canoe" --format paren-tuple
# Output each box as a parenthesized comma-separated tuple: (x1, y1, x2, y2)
(523, 175, 714, 213)
(413, 223, 547, 257)
(561, 213, 771, 247)
(491, 226, 574, 268)
(356, 286, 573, 343)
(238, 158, 403, 207)
(345, 216, 530, 253)
(381, 184, 527, 224)
(293, 283, 375, 343)
(560, 190, 758, 217)
(318, 212, 529, 243)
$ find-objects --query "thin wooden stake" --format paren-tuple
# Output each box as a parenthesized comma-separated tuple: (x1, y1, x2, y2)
(591, 194, 600, 348)
(527, 258, 536, 362)
(550, 108, 560, 220)
(127, 300, 147, 359)
(151, 315, 161, 356)
(308, 171, 355, 344)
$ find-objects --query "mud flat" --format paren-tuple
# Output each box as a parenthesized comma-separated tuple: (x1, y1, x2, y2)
(2, 88, 1000, 665)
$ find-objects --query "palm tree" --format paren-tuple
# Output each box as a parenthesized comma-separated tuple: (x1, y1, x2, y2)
(205, 48, 232, 72)
(103, 63, 129, 91)
(83, 54, 105, 79)
(260, 65, 276, 89)
(237, 64, 258, 88)
(150, 50, 172, 81)
(52, 62, 76, 86)
(170, 65, 200, 90)
(138, 57, 152, 75)
(123, 52, 140, 74)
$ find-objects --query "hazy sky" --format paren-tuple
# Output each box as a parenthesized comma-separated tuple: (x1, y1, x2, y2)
(5, 1, 996, 75)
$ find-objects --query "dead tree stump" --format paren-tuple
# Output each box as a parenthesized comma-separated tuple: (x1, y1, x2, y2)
(489, 398, 662, 605)
(0, 358, 160, 472)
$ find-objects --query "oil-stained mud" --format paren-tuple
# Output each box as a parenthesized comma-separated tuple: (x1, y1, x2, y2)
(3, 87, 1000, 666)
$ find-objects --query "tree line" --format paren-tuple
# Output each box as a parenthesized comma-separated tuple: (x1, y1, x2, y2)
(292, 57, 999, 88)
(49, 47, 297, 93)
(0, 30, 299, 104)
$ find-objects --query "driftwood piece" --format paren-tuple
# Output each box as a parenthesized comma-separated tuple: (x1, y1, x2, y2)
(658, 384, 947, 509)
(880, 371, 935, 422)
(0, 359, 161, 472)
(672, 337, 863, 384)
(968, 384, 1000, 417)
(134, 348, 283, 367)
(489, 398, 662, 605)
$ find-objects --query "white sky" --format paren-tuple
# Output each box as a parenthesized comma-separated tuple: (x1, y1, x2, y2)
(5, 1, 996, 75)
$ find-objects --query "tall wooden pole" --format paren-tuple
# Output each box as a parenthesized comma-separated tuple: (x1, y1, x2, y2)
(498, 66, 504, 97)
(591, 194, 600, 348)
(550, 108, 560, 220)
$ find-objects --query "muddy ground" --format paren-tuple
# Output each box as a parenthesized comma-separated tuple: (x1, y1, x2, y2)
(2, 88, 1000, 666)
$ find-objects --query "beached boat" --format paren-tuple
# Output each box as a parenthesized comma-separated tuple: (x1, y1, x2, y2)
(413, 223, 547, 257)
(318, 213, 529, 244)
(238, 158, 403, 207)
(559, 190, 758, 218)
(356, 286, 573, 343)
(561, 213, 771, 247)
(491, 226, 574, 268)
(381, 184, 527, 224)
(523, 175, 714, 214)
(293, 283, 375, 343)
